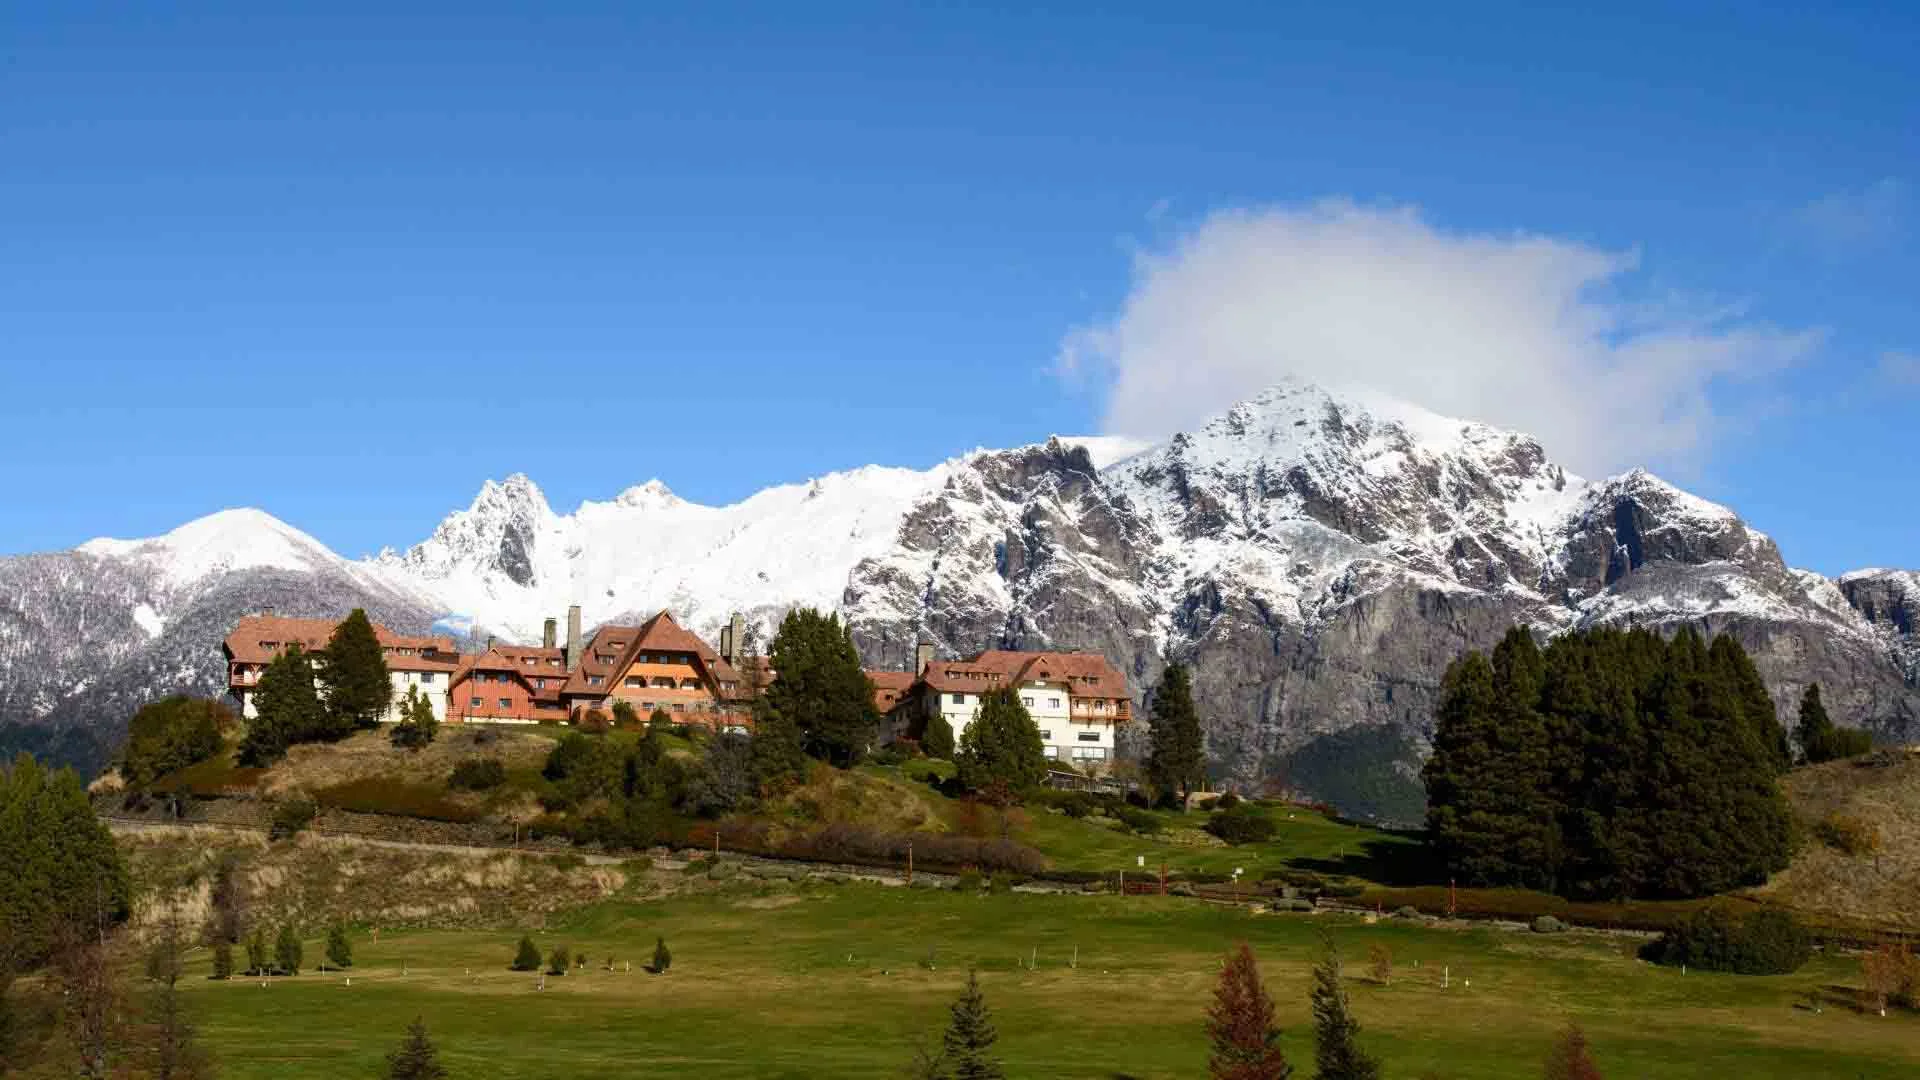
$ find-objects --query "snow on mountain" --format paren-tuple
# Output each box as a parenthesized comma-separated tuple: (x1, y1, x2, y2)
(78, 508, 339, 589)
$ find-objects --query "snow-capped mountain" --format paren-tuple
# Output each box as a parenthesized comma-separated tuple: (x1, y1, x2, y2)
(3, 382, 1913, 818)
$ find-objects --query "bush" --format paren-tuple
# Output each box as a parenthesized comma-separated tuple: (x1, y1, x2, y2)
(1204, 806, 1276, 845)
(1813, 813, 1880, 856)
(651, 936, 672, 974)
(955, 869, 984, 893)
(449, 758, 508, 791)
(1111, 805, 1162, 835)
(988, 872, 1013, 895)
(269, 797, 317, 840)
(511, 936, 541, 971)
(1642, 907, 1811, 975)
(312, 777, 482, 823)
(1213, 791, 1241, 810)
(547, 945, 571, 976)
(120, 695, 230, 788)
(1531, 915, 1568, 934)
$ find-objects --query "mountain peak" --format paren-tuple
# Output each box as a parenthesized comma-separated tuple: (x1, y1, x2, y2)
(78, 507, 336, 587)
(614, 479, 682, 509)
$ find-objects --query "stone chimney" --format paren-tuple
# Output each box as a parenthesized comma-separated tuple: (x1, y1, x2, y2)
(718, 622, 733, 665)
(543, 617, 557, 650)
(565, 605, 582, 670)
(485, 635, 496, 652)
(727, 612, 746, 665)
(914, 641, 936, 676)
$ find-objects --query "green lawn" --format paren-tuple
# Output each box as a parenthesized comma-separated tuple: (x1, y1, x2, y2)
(174, 885, 1920, 1078)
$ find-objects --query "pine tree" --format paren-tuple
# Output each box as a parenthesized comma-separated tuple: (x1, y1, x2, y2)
(323, 608, 392, 734)
(1795, 682, 1871, 763)
(765, 608, 879, 767)
(941, 969, 1003, 1080)
(211, 940, 232, 980)
(652, 936, 672, 974)
(1147, 662, 1206, 801)
(325, 922, 352, 969)
(1207, 942, 1292, 1080)
(0, 754, 133, 969)
(1309, 942, 1379, 1080)
(390, 686, 439, 749)
(1543, 1022, 1603, 1080)
(955, 688, 1046, 795)
(239, 644, 324, 765)
(385, 1017, 448, 1080)
(145, 911, 213, 1080)
(511, 936, 541, 971)
(922, 711, 956, 760)
(274, 924, 302, 975)
(245, 929, 268, 976)
(547, 945, 570, 976)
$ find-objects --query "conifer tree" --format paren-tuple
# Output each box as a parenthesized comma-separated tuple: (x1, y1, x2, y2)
(385, 1017, 448, 1080)
(749, 703, 808, 795)
(1544, 1022, 1602, 1080)
(1147, 662, 1206, 801)
(211, 940, 232, 980)
(922, 711, 956, 760)
(239, 644, 324, 766)
(1309, 942, 1379, 1080)
(390, 686, 438, 749)
(1795, 682, 1871, 763)
(511, 936, 541, 971)
(245, 929, 268, 976)
(274, 924, 302, 975)
(1207, 942, 1292, 1080)
(765, 608, 878, 767)
(0, 754, 132, 968)
(325, 922, 352, 970)
(941, 969, 1003, 1080)
(323, 609, 392, 734)
(955, 688, 1046, 795)
(652, 936, 672, 974)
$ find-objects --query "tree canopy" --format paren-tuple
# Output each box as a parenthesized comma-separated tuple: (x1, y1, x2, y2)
(0, 754, 131, 970)
(1425, 626, 1794, 900)
(1207, 942, 1292, 1080)
(237, 643, 325, 767)
(120, 696, 228, 789)
(1795, 683, 1872, 764)
(764, 608, 877, 767)
(323, 609, 392, 733)
(955, 688, 1046, 794)
(1147, 662, 1206, 799)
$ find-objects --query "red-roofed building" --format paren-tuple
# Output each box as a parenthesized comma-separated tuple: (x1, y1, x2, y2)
(222, 613, 461, 724)
(558, 610, 752, 732)
(882, 645, 1132, 768)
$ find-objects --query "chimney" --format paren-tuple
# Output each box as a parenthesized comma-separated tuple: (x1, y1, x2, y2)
(485, 635, 496, 652)
(543, 617, 557, 650)
(914, 641, 936, 676)
(565, 605, 582, 670)
(727, 612, 746, 665)
(718, 623, 733, 664)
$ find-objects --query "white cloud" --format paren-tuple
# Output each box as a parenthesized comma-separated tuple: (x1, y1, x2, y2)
(1058, 200, 1821, 476)
(1792, 178, 1905, 255)
(1880, 350, 1920, 388)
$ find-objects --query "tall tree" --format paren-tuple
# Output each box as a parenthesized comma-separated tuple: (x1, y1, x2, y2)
(1795, 682, 1871, 763)
(921, 711, 956, 760)
(323, 609, 392, 734)
(955, 688, 1046, 795)
(325, 922, 353, 970)
(1147, 662, 1206, 800)
(765, 608, 878, 766)
(385, 1017, 448, 1080)
(144, 909, 213, 1080)
(749, 703, 808, 795)
(0, 754, 132, 970)
(1207, 943, 1293, 1080)
(273, 924, 302, 975)
(941, 970, 1003, 1080)
(1543, 1022, 1602, 1080)
(238, 643, 325, 766)
(1308, 942, 1379, 1080)
(120, 696, 229, 789)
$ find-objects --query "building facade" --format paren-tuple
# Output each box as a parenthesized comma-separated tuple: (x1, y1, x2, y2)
(882, 647, 1131, 768)
(223, 614, 460, 723)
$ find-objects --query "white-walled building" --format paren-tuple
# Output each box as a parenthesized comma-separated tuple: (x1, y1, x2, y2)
(883, 648, 1132, 768)
(222, 613, 460, 722)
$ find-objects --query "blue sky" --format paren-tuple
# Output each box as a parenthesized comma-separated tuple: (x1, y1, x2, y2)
(2, 1, 1913, 574)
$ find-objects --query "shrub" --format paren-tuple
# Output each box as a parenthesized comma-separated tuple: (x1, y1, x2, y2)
(547, 945, 571, 976)
(448, 758, 508, 791)
(1203, 805, 1276, 845)
(511, 936, 541, 971)
(955, 869, 984, 893)
(211, 939, 233, 980)
(1213, 791, 1241, 810)
(1112, 805, 1162, 834)
(120, 695, 230, 788)
(1813, 813, 1880, 856)
(1531, 915, 1568, 934)
(312, 777, 482, 823)
(651, 936, 672, 974)
(1642, 907, 1810, 975)
(269, 797, 317, 840)
(988, 872, 1013, 894)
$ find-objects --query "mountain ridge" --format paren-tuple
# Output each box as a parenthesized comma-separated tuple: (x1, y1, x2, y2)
(4, 382, 1914, 817)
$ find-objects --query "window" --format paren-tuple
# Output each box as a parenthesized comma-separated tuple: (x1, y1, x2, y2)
(523, 657, 535, 666)
(548, 658, 561, 667)
(625, 676, 645, 688)
(672, 703, 685, 713)
(1078, 731, 1101, 742)
(1048, 697, 1061, 708)
(469, 696, 482, 707)
(1038, 730, 1053, 741)
(1021, 696, 1035, 707)
(587, 675, 604, 686)
(498, 697, 512, 709)
(420, 673, 435, 684)
(950, 693, 966, 705)
(1071, 746, 1108, 761)
(534, 678, 545, 689)
(1044, 746, 1062, 759)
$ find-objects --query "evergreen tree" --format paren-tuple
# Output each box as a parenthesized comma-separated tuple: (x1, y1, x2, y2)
(322, 608, 392, 734)
(385, 1017, 448, 1080)
(1147, 662, 1206, 800)
(245, 929, 268, 976)
(922, 711, 956, 760)
(1795, 683, 1871, 763)
(941, 969, 1003, 1080)
(547, 945, 570, 976)
(274, 924, 302, 975)
(955, 688, 1046, 795)
(1709, 635, 1790, 773)
(765, 608, 878, 767)
(0, 754, 132, 969)
(390, 686, 438, 749)
(1544, 1022, 1603, 1080)
(749, 703, 808, 795)
(1207, 942, 1292, 1080)
(511, 936, 541, 972)
(648, 708, 673, 734)
(1308, 942, 1379, 1080)
(120, 696, 229, 789)
(145, 911, 213, 1080)
(325, 922, 352, 970)
(652, 936, 672, 974)
(211, 940, 232, 980)
(238, 644, 324, 766)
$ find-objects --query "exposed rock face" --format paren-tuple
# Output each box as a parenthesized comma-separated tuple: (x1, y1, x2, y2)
(3, 379, 1914, 822)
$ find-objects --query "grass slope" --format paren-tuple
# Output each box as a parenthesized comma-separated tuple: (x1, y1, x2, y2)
(1759, 753, 1920, 931)
(163, 886, 1920, 1079)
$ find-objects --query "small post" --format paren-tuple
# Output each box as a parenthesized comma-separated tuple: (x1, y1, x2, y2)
(1071, 945, 1078, 969)
(1029, 947, 1036, 971)
(1443, 966, 1450, 989)
(907, 840, 913, 886)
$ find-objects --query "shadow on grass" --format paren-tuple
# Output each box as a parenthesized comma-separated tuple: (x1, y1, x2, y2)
(1289, 835, 1438, 887)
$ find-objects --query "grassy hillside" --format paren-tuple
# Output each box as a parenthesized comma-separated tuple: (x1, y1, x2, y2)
(1757, 752, 1920, 932)
(84, 885, 1920, 1079)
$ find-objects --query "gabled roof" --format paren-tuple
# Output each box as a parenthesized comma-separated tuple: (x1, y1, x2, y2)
(223, 614, 457, 669)
(918, 649, 1128, 698)
(559, 610, 725, 699)
(866, 669, 917, 713)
